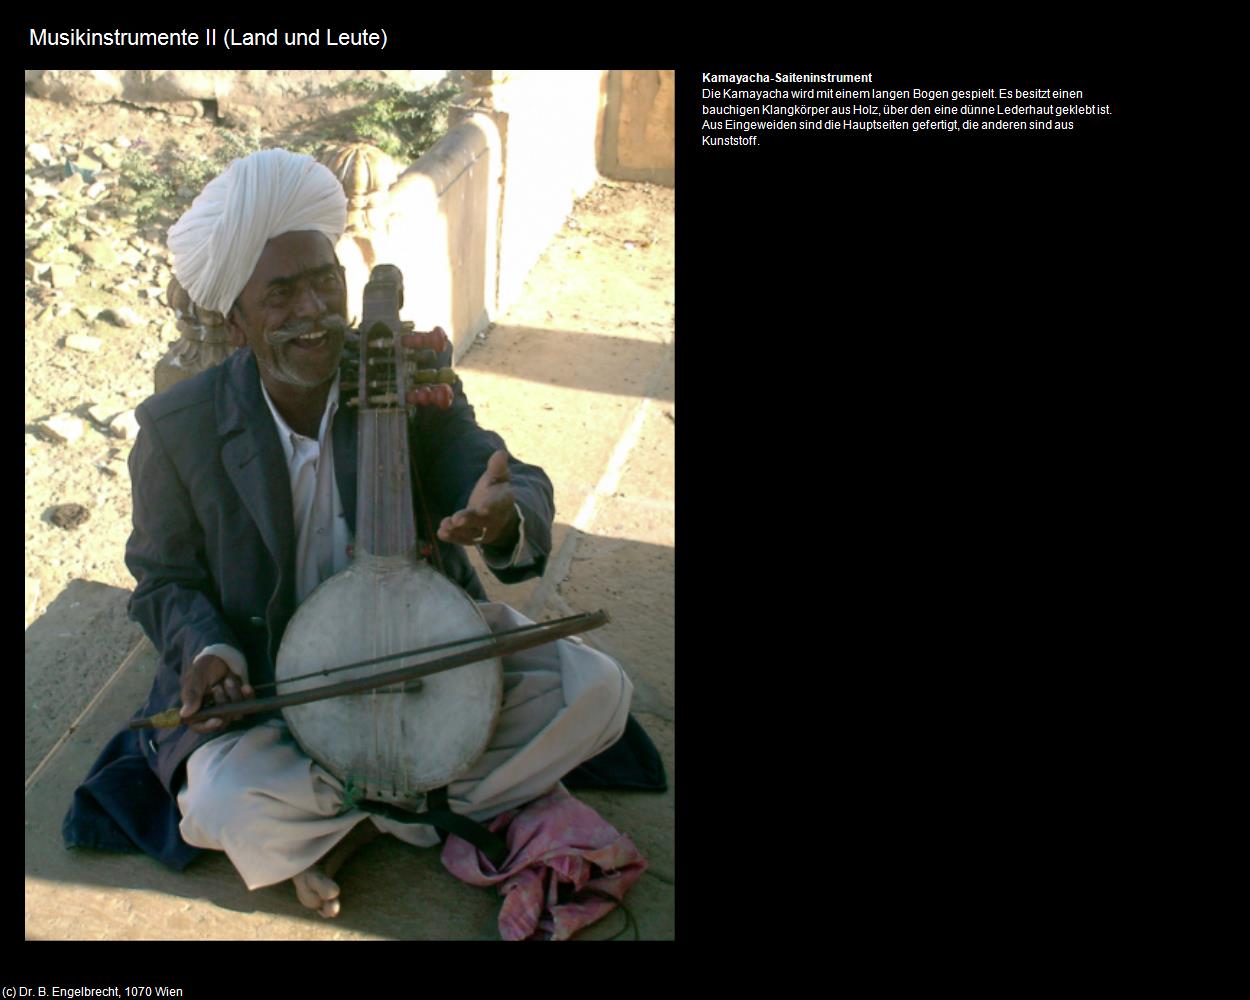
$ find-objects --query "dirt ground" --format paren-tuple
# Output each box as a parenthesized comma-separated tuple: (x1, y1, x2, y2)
(24, 92, 675, 777)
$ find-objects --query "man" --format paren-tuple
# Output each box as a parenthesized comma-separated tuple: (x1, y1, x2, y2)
(63, 149, 646, 919)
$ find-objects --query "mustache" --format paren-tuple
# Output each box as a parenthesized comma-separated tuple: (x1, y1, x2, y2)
(265, 314, 349, 346)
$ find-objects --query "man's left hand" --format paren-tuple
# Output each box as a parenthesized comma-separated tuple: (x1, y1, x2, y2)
(438, 450, 519, 548)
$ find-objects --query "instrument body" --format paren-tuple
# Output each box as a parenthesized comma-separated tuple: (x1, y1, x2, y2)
(274, 265, 502, 806)
(277, 553, 501, 802)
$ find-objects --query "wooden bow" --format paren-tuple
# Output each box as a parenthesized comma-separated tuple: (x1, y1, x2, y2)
(129, 609, 608, 730)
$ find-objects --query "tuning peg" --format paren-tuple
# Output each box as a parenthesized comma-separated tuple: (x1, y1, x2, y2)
(405, 349, 438, 366)
(410, 367, 458, 385)
(401, 329, 449, 353)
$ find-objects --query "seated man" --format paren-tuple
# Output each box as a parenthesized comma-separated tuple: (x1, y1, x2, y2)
(62, 149, 640, 918)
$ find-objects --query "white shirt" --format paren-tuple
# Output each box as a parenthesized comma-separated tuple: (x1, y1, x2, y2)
(260, 375, 352, 606)
(195, 375, 528, 685)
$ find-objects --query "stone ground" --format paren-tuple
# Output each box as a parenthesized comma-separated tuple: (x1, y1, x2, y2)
(24, 92, 674, 941)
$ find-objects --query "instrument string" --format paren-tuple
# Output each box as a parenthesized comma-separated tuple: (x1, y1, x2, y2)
(282, 271, 497, 806)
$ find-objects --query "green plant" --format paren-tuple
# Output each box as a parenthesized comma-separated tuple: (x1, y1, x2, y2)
(116, 149, 176, 226)
(115, 132, 268, 226)
(213, 126, 268, 162)
(333, 78, 460, 161)
(25, 195, 86, 256)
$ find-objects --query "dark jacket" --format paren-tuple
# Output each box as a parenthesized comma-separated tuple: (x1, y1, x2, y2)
(63, 347, 553, 866)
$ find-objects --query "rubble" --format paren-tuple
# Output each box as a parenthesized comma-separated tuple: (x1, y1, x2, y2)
(27, 142, 55, 166)
(48, 503, 91, 529)
(74, 240, 119, 268)
(97, 306, 143, 328)
(26, 177, 61, 198)
(87, 403, 120, 427)
(49, 264, 78, 288)
(64, 334, 103, 353)
(38, 414, 85, 443)
(109, 410, 141, 440)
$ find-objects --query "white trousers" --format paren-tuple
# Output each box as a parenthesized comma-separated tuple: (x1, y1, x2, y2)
(176, 603, 631, 890)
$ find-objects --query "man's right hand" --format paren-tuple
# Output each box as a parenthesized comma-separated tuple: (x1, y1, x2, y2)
(180, 654, 255, 734)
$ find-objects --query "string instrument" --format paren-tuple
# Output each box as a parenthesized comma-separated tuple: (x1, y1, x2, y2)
(272, 264, 502, 807)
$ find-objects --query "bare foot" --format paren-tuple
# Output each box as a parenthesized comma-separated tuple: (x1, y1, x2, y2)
(291, 820, 385, 919)
(293, 867, 341, 918)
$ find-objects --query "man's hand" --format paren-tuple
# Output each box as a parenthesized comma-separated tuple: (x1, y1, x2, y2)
(437, 450, 519, 549)
(180, 654, 255, 734)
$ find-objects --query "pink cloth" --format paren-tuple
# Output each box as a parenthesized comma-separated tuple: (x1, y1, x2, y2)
(441, 786, 647, 941)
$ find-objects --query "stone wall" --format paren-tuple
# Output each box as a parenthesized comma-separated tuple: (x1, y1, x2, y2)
(25, 69, 448, 115)
(600, 70, 675, 187)
(348, 70, 612, 358)
(364, 68, 673, 345)
(358, 115, 503, 362)
(320, 69, 674, 358)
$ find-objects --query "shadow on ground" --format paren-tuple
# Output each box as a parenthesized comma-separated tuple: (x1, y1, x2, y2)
(460, 325, 673, 401)
(26, 579, 142, 779)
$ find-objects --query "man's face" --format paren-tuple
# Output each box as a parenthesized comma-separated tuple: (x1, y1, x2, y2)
(225, 231, 348, 391)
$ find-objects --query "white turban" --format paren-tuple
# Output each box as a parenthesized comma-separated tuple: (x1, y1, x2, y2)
(167, 149, 347, 316)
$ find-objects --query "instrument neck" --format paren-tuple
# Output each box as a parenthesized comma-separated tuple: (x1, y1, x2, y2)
(355, 409, 417, 557)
